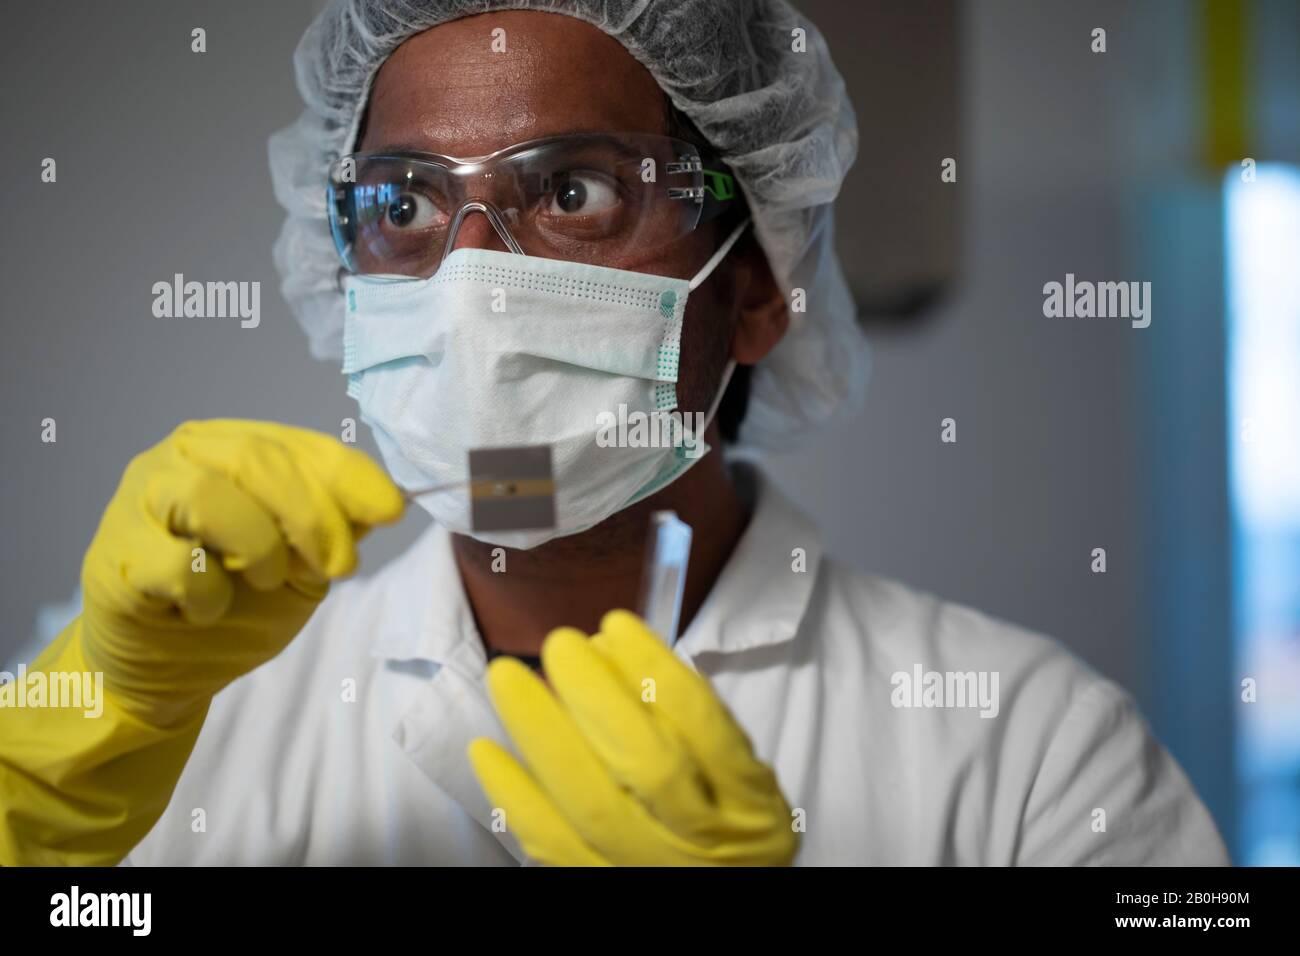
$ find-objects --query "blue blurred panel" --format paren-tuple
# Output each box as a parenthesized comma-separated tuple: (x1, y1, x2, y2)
(1133, 183, 1236, 855)
(1226, 163, 1300, 866)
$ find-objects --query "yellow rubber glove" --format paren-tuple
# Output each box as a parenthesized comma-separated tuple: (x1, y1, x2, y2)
(0, 420, 403, 866)
(468, 610, 799, 866)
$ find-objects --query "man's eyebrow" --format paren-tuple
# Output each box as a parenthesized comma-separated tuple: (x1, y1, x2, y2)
(356, 130, 658, 159)
(362, 141, 444, 155)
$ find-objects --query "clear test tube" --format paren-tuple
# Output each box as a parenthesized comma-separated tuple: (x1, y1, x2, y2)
(637, 510, 693, 647)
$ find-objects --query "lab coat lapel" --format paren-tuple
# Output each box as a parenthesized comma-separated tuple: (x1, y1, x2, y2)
(391, 660, 528, 864)
(370, 522, 529, 863)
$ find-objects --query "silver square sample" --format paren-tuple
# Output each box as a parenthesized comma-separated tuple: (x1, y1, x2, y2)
(467, 445, 556, 533)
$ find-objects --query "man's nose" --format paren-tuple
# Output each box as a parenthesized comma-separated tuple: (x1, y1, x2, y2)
(445, 206, 515, 256)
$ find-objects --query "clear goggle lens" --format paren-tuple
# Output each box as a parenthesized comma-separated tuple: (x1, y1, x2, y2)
(327, 133, 735, 278)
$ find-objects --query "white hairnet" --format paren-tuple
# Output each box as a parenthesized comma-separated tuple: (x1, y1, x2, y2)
(269, 0, 868, 451)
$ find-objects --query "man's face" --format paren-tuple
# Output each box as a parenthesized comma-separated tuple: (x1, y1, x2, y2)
(358, 10, 739, 418)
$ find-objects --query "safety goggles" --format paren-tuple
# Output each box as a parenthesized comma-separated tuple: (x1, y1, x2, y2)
(327, 132, 738, 278)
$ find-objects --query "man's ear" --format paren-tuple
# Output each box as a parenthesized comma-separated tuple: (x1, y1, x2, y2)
(730, 240, 789, 364)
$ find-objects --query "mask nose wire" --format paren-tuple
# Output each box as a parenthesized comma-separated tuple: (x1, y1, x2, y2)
(439, 200, 526, 267)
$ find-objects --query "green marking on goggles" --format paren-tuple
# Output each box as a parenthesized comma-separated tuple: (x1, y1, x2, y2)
(702, 168, 736, 202)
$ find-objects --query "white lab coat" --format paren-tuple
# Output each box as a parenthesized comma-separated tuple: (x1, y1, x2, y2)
(127, 468, 1228, 865)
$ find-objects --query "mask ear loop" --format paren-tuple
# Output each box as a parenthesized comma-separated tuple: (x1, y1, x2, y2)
(688, 218, 751, 291)
(702, 358, 737, 427)
(686, 217, 749, 443)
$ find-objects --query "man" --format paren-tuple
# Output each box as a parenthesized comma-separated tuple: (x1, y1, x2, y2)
(0, 0, 1227, 865)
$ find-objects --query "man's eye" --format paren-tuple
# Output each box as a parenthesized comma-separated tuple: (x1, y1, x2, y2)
(384, 191, 443, 230)
(548, 173, 620, 215)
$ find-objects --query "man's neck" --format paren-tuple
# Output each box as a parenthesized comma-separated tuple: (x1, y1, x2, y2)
(451, 441, 753, 656)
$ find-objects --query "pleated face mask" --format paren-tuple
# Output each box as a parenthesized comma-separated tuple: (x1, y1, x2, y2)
(341, 221, 747, 549)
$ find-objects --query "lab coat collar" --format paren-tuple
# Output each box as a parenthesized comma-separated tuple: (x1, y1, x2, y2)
(674, 462, 823, 658)
(367, 518, 486, 672)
